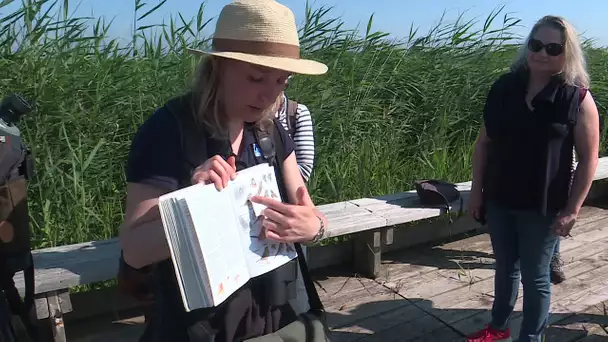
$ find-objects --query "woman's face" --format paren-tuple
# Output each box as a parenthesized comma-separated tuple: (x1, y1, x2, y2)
(220, 59, 291, 123)
(526, 25, 566, 75)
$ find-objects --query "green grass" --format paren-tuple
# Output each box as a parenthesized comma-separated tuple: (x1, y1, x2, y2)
(1, 0, 607, 249)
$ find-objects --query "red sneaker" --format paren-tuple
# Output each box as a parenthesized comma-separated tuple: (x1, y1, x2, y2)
(466, 325, 512, 342)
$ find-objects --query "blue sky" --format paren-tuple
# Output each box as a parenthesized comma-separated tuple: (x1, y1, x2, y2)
(4, 0, 607, 47)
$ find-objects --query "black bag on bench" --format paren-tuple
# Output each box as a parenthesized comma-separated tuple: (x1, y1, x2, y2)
(414, 179, 464, 224)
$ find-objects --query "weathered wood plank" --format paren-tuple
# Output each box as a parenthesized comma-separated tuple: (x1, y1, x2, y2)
(314, 274, 412, 331)
(322, 207, 388, 238)
(443, 238, 608, 338)
(14, 239, 121, 295)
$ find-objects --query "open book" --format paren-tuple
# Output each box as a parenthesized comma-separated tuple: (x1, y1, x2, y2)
(157, 163, 298, 312)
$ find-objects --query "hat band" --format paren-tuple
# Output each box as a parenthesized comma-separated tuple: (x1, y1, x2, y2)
(212, 38, 300, 59)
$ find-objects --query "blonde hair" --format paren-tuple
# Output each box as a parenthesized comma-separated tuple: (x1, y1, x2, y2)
(191, 56, 281, 139)
(510, 15, 590, 88)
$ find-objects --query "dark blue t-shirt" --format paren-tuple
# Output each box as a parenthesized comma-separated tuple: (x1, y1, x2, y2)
(124, 103, 298, 341)
(126, 105, 295, 189)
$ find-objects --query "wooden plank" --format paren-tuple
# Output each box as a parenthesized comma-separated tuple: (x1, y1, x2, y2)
(380, 204, 608, 297)
(318, 201, 359, 212)
(308, 242, 353, 270)
(14, 238, 121, 295)
(590, 156, 608, 181)
(382, 228, 394, 246)
(356, 314, 463, 342)
(544, 300, 608, 341)
(321, 203, 608, 332)
(314, 275, 412, 330)
(322, 207, 388, 239)
(446, 239, 608, 338)
(362, 208, 608, 340)
(384, 217, 486, 256)
(329, 304, 432, 341)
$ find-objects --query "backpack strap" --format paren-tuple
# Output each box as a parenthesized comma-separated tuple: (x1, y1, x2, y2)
(253, 122, 325, 315)
(166, 93, 210, 188)
(284, 99, 298, 139)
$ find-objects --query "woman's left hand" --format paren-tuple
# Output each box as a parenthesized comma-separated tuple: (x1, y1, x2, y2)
(250, 186, 322, 243)
(551, 212, 577, 237)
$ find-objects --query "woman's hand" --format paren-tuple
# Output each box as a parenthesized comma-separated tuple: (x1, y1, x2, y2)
(468, 188, 484, 222)
(250, 186, 323, 243)
(191, 155, 237, 190)
(551, 212, 577, 237)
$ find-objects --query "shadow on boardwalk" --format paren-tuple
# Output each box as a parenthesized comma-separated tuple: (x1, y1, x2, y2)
(324, 298, 608, 342)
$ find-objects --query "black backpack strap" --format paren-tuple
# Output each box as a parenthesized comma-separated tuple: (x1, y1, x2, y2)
(253, 122, 325, 314)
(284, 99, 298, 139)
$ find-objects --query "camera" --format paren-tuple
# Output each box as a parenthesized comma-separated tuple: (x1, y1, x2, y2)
(0, 93, 32, 126)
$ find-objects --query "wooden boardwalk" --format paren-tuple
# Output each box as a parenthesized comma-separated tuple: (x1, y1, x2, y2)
(65, 202, 608, 341)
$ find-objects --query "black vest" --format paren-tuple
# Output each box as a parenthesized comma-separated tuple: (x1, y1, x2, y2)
(483, 70, 582, 215)
(148, 94, 298, 341)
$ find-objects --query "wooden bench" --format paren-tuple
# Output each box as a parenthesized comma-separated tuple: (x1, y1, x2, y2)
(12, 156, 608, 341)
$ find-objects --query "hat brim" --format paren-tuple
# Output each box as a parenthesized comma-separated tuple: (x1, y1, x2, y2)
(187, 48, 328, 76)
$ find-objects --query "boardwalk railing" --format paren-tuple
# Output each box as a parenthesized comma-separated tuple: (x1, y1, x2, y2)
(12, 156, 608, 341)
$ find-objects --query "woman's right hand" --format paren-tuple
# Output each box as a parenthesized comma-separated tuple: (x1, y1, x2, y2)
(191, 155, 237, 190)
(468, 188, 483, 221)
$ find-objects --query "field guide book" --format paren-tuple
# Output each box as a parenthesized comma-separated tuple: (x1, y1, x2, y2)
(157, 163, 298, 312)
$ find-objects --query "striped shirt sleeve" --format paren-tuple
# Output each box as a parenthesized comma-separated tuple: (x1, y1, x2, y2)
(277, 95, 316, 182)
(292, 103, 315, 181)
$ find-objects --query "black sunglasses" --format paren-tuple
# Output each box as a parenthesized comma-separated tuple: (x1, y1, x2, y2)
(528, 38, 564, 57)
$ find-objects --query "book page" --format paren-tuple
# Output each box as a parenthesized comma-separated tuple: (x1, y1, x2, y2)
(183, 184, 251, 307)
(158, 198, 203, 311)
(230, 164, 297, 278)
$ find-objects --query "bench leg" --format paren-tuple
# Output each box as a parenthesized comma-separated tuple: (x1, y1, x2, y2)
(46, 290, 71, 342)
(353, 229, 382, 279)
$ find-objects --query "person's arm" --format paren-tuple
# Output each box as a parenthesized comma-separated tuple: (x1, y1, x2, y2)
(471, 76, 506, 193)
(292, 103, 315, 182)
(564, 91, 600, 216)
(120, 182, 173, 269)
(471, 125, 491, 194)
(119, 108, 181, 269)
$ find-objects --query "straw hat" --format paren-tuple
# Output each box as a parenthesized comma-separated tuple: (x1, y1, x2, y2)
(187, 0, 328, 75)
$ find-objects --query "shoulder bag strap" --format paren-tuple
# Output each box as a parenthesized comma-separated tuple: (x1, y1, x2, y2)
(253, 122, 325, 314)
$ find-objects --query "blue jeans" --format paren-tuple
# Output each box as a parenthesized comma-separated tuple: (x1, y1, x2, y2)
(553, 238, 560, 257)
(486, 201, 558, 342)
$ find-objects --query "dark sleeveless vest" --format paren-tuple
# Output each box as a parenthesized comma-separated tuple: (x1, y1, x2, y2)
(482, 69, 583, 215)
(146, 94, 298, 341)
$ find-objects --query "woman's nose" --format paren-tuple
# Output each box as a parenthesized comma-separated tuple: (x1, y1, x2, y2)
(260, 85, 283, 104)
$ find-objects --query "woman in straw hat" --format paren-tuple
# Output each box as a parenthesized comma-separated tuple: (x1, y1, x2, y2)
(118, 0, 328, 340)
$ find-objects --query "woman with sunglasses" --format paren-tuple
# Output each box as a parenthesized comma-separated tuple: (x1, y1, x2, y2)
(467, 15, 599, 342)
